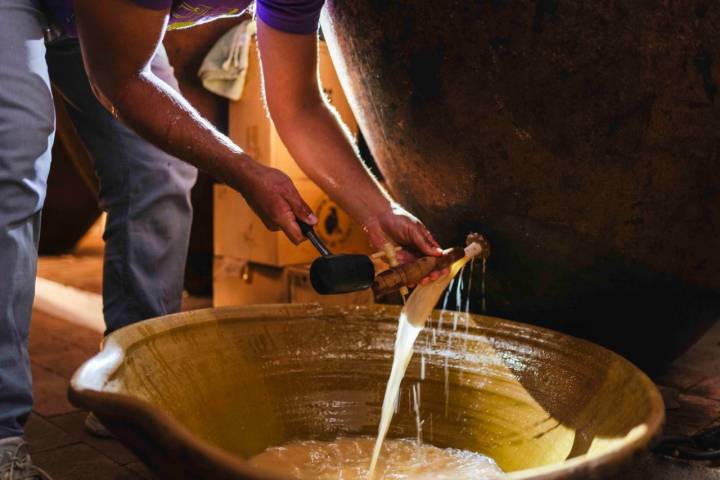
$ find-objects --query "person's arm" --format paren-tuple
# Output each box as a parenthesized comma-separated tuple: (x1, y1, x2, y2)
(73, 0, 316, 243)
(256, 19, 443, 267)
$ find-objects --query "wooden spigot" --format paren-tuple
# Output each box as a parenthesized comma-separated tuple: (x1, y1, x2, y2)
(371, 248, 463, 296)
(371, 234, 489, 297)
(374, 242, 409, 296)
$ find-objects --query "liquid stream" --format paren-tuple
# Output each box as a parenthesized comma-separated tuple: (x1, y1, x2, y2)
(250, 251, 495, 479)
(368, 255, 480, 477)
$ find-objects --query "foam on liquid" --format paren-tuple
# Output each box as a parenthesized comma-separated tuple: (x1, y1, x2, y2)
(249, 436, 503, 480)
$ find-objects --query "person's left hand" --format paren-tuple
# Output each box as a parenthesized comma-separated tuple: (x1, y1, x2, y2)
(362, 205, 449, 285)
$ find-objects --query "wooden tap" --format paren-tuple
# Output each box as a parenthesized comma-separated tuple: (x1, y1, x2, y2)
(372, 247, 466, 296)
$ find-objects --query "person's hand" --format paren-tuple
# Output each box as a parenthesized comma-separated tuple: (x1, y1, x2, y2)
(232, 159, 316, 244)
(363, 205, 449, 285)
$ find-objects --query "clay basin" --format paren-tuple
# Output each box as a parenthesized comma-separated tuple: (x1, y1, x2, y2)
(69, 304, 664, 479)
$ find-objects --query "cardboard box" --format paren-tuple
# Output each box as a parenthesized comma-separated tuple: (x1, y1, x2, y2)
(285, 265, 374, 306)
(229, 37, 358, 180)
(213, 257, 375, 308)
(213, 256, 287, 307)
(214, 181, 373, 267)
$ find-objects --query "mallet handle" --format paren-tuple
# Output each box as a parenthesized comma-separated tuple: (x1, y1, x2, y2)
(298, 219, 332, 257)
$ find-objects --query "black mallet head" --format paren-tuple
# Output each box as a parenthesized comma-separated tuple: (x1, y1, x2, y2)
(309, 254, 375, 295)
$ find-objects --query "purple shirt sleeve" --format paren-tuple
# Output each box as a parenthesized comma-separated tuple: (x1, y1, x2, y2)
(256, 0, 325, 35)
(130, 0, 173, 9)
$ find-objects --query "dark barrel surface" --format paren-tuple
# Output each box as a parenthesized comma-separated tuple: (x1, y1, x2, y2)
(321, 1, 720, 371)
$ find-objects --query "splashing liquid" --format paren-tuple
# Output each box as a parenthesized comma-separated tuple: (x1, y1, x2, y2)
(249, 437, 503, 480)
(462, 260, 475, 350)
(368, 256, 472, 478)
(481, 258, 487, 314)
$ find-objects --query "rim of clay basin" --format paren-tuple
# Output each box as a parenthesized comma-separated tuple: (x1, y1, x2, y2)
(69, 304, 665, 480)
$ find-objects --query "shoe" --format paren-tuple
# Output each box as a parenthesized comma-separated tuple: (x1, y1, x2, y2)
(84, 412, 113, 438)
(0, 437, 52, 480)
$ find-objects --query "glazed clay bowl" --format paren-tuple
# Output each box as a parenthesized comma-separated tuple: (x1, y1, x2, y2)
(69, 304, 664, 479)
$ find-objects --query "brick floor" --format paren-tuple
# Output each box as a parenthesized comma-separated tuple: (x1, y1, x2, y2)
(25, 309, 154, 480)
(657, 318, 720, 438)
(23, 252, 209, 479)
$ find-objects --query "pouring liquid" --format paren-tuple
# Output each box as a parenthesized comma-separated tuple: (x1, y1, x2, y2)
(248, 243, 502, 479)
(368, 255, 477, 478)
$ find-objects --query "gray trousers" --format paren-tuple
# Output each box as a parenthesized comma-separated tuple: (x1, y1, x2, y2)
(0, 0, 198, 438)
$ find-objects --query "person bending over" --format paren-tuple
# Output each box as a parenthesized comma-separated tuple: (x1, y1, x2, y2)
(0, 1, 443, 478)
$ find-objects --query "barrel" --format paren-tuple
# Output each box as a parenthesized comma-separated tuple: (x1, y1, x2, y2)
(320, 1, 720, 371)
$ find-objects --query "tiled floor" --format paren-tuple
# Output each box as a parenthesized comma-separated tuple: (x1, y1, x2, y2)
(656, 319, 720, 441)
(625, 318, 720, 480)
(26, 253, 720, 479)
(27, 248, 212, 480)
(27, 308, 158, 480)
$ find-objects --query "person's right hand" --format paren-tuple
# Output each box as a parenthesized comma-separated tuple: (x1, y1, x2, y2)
(232, 159, 316, 244)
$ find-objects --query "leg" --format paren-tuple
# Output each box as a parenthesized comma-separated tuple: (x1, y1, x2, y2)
(46, 42, 197, 334)
(0, 0, 54, 438)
